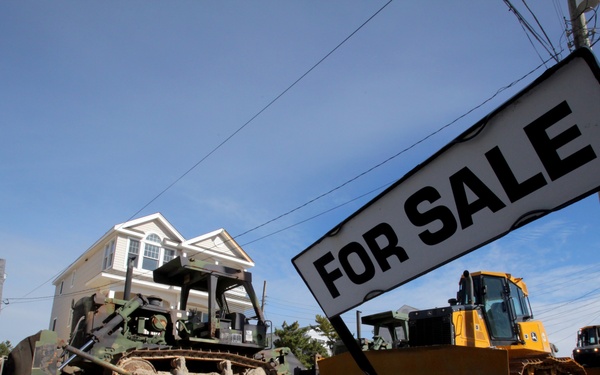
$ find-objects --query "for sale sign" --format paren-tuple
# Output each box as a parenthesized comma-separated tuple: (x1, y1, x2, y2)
(293, 48, 600, 318)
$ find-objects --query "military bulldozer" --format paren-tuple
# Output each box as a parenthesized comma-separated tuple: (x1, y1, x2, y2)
(4, 256, 291, 375)
(318, 270, 586, 375)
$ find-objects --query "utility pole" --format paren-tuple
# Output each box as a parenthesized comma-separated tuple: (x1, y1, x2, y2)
(261, 280, 267, 312)
(568, 0, 595, 49)
(570, 0, 600, 201)
(0, 259, 5, 315)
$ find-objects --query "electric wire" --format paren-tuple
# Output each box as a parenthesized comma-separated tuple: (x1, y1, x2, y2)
(553, 0, 567, 29)
(504, 0, 561, 63)
(232, 53, 554, 245)
(530, 265, 600, 297)
(1, 6, 582, 335)
(121, 0, 394, 226)
(551, 0, 574, 54)
(588, 7, 599, 46)
(1, 1, 394, 310)
(522, 0, 561, 58)
(1, 53, 553, 309)
(238, 181, 390, 247)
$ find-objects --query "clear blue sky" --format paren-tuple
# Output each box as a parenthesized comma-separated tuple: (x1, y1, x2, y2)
(1, 1, 599, 358)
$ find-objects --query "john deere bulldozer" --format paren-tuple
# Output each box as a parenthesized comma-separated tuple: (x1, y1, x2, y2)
(573, 325, 600, 375)
(3, 256, 291, 375)
(318, 270, 585, 375)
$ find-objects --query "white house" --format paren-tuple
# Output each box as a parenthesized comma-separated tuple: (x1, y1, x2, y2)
(49, 213, 256, 340)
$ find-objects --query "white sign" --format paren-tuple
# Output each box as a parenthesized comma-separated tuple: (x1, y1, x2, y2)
(293, 48, 600, 318)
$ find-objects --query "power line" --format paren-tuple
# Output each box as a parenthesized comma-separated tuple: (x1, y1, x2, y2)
(5, 1, 395, 305)
(7, 3, 560, 313)
(99, 52, 555, 270)
(522, 0, 561, 57)
(8, 54, 551, 308)
(504, 0, 562, 63)
(232, 54, 553, 245)
(122, 0, 394, 225)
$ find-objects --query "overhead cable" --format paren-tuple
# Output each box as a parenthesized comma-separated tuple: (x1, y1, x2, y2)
(121, 0, 394, 225)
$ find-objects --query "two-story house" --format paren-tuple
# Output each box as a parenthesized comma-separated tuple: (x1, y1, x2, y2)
(49, 213, 256, 340)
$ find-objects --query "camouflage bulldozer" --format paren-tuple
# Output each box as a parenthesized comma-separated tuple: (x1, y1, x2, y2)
(4, 256, 292, 375)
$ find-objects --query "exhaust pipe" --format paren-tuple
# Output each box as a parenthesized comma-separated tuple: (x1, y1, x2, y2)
(123, 256, 136, 300)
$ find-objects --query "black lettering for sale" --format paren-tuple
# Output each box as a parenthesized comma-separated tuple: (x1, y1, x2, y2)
(525, 101, 597, 181)
(404, 186, 457, 245)
(450, 167, 506, 229)
(313, 252, 343, 298)
(312, 99, 599, 302)
(363, 222, 409, 271)
(338, 242, 376, 285)
(485, 146, 547, 203)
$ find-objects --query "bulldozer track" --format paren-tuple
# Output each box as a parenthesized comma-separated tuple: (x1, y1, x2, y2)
(511, 356, 586, 375)
(116, 348, 278, 375)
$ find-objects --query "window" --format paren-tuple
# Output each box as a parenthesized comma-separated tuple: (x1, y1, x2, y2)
(59, 280, 64, 295)
(147, 233, 161, 243)
(128, 239, 140, 262)
(143, 243, 160, 270)
(482, 276, 514, 339)
(578, 327, 600, 347)
(127, 234, 177, 271)
(102, 240, 115, 270)
(163, 248, 176, 264)
(509, 281, 531, 321)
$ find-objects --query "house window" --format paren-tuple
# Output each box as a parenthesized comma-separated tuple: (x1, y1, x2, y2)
(143, 243, 160, 270)
(127, 234, 176, 271)
(102, 240, 115, 270)
(59, 281, 64, 295)
(128, 239, 140, 263)
(163, 248, 176, 264)
(147, 233, 161, 243)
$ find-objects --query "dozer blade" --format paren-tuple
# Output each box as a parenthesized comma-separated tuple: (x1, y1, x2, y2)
(317, 346, 510, 375)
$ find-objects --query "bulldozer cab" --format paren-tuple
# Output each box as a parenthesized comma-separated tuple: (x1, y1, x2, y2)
(574, 325, 600, 367)
(457, 271, 533, 346)
(153, 256, 268, 348)
(576, 326, 600, 347)
(360, 310, 410, 350)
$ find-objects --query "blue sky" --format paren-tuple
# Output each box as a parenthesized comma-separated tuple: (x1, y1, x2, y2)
(1, 0, 599, 359)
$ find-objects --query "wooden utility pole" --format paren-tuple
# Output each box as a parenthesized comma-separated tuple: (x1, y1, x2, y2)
(261, 280, 267, 312)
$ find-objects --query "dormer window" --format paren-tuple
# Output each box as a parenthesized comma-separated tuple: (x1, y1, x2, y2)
(126, 233, 176, 271)
(146, 233, 161, 243)
(142, 234, 161, 270)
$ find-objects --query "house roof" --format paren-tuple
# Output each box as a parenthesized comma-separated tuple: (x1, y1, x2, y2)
(183, 228, 254, 265)
(113, 212, 185, 243)
(52, 213, 253, 284)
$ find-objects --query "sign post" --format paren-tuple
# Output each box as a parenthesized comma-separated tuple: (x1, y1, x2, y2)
(293, 48, 600, 372)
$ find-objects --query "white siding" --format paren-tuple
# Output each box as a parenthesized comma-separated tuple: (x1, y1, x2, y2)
(134, 222, 171, 240)
(49, 237, 113, 340)
(49, 214, 254, 340)
(192, 237, 235, 257)
(112, 236, 129, 272)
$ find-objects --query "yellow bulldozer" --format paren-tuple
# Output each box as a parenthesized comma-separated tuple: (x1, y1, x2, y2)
(318, 270, 585, 375)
